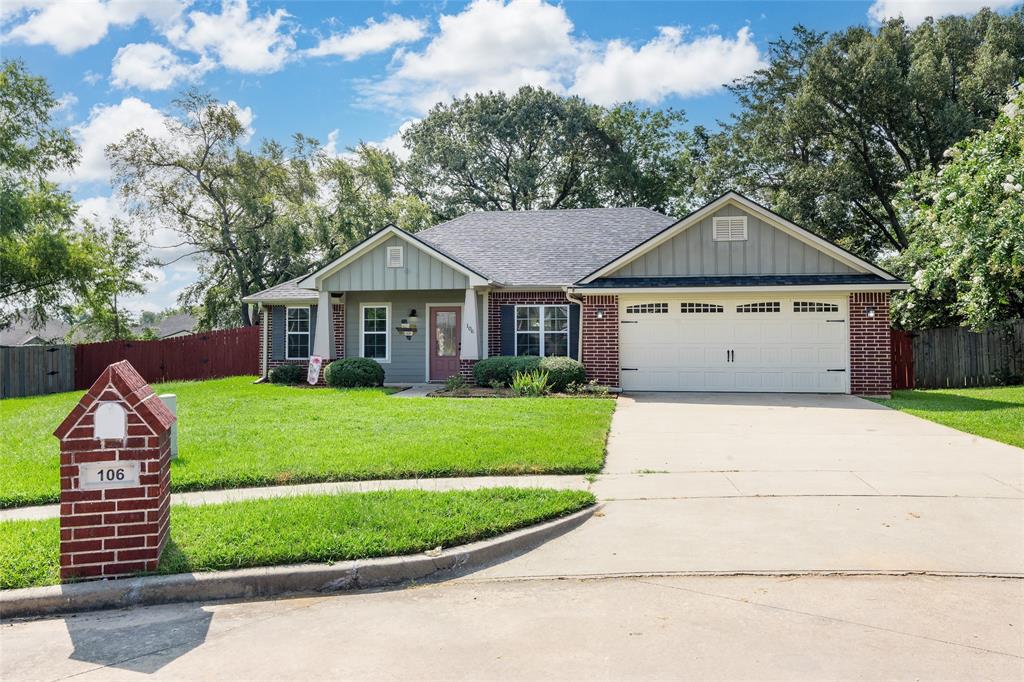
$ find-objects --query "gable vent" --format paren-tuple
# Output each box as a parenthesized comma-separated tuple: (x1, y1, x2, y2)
(386, 246, 404, 268)
(713, 216, 748, 241)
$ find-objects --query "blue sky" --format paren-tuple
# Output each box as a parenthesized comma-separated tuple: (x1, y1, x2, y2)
(2, 0, 1018, 314)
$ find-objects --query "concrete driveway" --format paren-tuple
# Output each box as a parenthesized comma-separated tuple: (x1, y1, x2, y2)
(472, 392, 1024, 579)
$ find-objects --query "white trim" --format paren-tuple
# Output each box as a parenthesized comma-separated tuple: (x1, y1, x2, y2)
(570, 283, 909, 295)
(359, 302, 391, 364)
(424, 303, 464, 382)
(578, 192, 897, 284)
(242, 296, 317, 305)
(284, 306, 311, 360)
(298, 225, 489, 289)
(514, 304, 570, 357)
(481, 290, 490, 359)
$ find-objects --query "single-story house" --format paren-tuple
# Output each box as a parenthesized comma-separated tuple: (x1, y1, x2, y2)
(243, 192, 908, 396)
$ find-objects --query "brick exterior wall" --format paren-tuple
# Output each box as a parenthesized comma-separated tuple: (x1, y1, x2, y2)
(581, 295, 620, 388)
(849, 292, 892, 396)
(54, 361, 174, 581)
(486, 290, 572, 358)
(459, 359, 478, 381)
(264, 301, 345, 384)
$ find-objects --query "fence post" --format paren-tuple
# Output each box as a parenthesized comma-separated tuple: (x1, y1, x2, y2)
(53, 360, 175, 582)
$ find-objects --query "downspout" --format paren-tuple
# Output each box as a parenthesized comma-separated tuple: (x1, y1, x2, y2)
(564, 286, 585, 361)
(255, 303, 269, 383)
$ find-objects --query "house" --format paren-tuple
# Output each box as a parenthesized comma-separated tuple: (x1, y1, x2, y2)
(243, 192, 908, 396)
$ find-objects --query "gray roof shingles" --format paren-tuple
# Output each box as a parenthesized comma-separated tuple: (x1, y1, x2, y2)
(580, 274, 901, 288)
(242, 277, 318, 303)
(415, 207, 676, 286)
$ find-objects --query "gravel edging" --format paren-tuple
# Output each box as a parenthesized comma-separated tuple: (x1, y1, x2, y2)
(0, 504, 599, 620)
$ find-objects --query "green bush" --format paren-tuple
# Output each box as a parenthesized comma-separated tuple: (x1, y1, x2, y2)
(511, 369, 551, 397)
(269, 363, 307, 385)
(325, 357, 385, 388)
(472, 356, 540, 387)
(539, 357, 586, 391)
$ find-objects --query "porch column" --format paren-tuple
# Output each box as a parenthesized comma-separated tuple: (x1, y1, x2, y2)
(313, 289, 332, 358)
(460, 287, 480, 360)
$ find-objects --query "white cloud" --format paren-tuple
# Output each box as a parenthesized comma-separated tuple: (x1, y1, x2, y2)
(868, 0, 1020, 25)
(371, 120, 415, 161)
(111, 42, 213, 90)
(226, 100, 255, 143)
(369, 0, 576, 112)
(367, 0, 763, 113)
(55, 98, 170, 186)
(3, 0, 186, 54)
(167, 0, 295, 73)
(571, 26, 765, 106)
(308, 14, 427, 60)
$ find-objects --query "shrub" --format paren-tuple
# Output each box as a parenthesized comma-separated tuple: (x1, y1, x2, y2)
(566, 379, 610, 397)
(324, 357, 385, 388)
(444, 374, 468, 392)
(511, 369, 551, 397)
(539, 356, 586, 391)
(269, 363, 307, 385)
(472, 355, 540, 387)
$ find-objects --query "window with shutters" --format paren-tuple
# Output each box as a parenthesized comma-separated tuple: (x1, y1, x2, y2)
(286, 307, 310, 359)
(680, 303, 724, 314)
(736, 301, 780, 313)
(360, 304, 390, 362)
(712, 216, 748, 241)
(624, 303, 668, 314)
(386, 246, 404, 268)
(794, 301, 840, 313)
(515, 305, 568, 357)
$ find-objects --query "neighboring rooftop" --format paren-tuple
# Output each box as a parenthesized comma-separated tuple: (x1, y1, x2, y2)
(415, 207, 677, 286)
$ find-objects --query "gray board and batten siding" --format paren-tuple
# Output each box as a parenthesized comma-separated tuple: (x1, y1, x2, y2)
(322, 236, 470, 292)
(607, 205, 859, 278)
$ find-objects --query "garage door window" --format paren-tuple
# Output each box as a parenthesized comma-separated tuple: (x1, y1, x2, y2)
(516, 305, 568, 356)
(794, 301, 839, 313)
(680, 303, 724, 314)
(736, 302, 780, 313)
(625, 303, 668, 314)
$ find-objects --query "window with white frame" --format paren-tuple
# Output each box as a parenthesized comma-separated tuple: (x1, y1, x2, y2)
(360, 304, 390, 362)
(516, 305, 569, 357)
(286, 307, 310, 359)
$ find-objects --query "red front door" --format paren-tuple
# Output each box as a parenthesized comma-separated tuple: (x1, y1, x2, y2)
(429, 307, 461, 381)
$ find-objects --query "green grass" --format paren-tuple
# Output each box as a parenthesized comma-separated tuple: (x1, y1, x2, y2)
(0, 487, 595, 590)
(873, 385, 1024, 449)
(0, 377, 615, 508)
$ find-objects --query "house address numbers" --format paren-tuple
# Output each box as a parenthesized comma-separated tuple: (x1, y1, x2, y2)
(78, 461, 141, 490)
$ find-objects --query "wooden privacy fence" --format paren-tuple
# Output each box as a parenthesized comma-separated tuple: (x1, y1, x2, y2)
(892, 320, 1024, 390)
(74, 326, 259, 389)
(0, 345, 75, 398)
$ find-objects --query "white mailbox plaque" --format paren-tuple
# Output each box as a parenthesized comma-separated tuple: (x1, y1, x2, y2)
(79, 461, 141, 490)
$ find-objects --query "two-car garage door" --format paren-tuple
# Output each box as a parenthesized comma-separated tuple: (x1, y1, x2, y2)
(619, 295, 849, 393)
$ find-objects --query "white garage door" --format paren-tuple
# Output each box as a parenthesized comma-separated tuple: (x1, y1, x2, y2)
(619, 295, 848, 393)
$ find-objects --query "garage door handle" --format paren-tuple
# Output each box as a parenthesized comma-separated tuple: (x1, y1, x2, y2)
(621, 367, 638, 371)
(620, 320, 638, 324)
(827, 368, 846, 372)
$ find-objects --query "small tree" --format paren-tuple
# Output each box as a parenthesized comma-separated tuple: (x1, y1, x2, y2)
(889, 84, 1024, 330)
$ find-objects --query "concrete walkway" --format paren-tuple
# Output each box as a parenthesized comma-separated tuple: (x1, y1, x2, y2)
(389, 383, 438, 397)
(0, 474, 590, 521)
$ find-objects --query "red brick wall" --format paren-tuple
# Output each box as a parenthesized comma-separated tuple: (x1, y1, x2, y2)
(487, 291, 571, 358)
(582, 295, 619, 388)
(459, 359, 478, 381)
(849, 292, 892, 396)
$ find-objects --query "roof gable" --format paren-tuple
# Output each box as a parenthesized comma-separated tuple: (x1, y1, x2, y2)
(578, 193, 898, 284)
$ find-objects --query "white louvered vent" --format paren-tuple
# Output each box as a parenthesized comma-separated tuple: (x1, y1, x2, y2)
(712, 216, 748, 241)
(386, 246, 404, 268)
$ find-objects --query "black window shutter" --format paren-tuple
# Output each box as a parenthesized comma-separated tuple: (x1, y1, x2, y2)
(308, 305, 317, 356)
(500, 305, 516, 356)
(568, 303, 581, 360)
(272, 306, 285, 360)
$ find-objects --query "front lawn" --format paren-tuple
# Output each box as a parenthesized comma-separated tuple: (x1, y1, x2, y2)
(0, 487, 595, 590)
(0, 376, 614, 508)
(873, 386, 1024, 449)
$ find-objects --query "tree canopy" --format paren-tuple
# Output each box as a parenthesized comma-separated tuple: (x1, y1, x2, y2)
(889, 84, 1024, 331)
(694, 10, 1024, 258)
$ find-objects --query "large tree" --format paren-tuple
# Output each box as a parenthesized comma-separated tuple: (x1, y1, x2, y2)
(402, 86, 694, 217)
(694, 10, 1024, 257)
(0, 60, 101, 326)
(888, 84, 1024, 331)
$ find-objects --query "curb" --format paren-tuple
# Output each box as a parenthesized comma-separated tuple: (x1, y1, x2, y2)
(0, 504, 599, 620)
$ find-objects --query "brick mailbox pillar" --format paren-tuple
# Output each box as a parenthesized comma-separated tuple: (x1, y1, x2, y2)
(53, 360, 176, 582)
